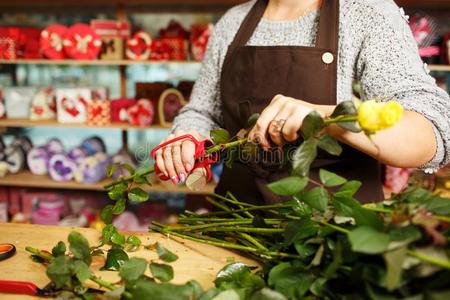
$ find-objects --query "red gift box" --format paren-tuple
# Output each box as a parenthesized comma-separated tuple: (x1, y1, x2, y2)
(159, 20, 189, 40)
(190, 23, 213, 61)
(63, 23, 102, 60)
(150, 39, 170, 61)
(40, 24, 68, 60)
(91, 20, 130, 60)
(126, 31, 152, 60)
(127, 99, 154, 127)
(111, 98, 136, 123)
(87, 100, 111, 126)
(162, 37, 188, 61)
(0, 27, 41, 59)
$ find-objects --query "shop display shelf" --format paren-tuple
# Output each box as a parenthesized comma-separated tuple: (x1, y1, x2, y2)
(0, 118, 167, 130)
(0, 171, 216, 194)
(0, 59, 201, 67)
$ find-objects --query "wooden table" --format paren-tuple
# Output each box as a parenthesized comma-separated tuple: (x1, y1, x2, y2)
(0, 223, 257, 300)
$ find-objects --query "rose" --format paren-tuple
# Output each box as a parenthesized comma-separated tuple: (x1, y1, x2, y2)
(357, 100, 403, 134)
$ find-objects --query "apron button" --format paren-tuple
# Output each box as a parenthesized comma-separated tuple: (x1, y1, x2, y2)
(322, 52, 334, 64)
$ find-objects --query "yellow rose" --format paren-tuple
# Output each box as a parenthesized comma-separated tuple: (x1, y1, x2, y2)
(357, 100, 403, 134)
(357, 100, 383, 133)
(379, 101, 403, 128)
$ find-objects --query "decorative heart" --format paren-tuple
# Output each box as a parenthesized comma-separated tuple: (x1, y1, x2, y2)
(158, 88, 187, 127)
(33, 106, 44, 116)
(61, 97, 80, 117)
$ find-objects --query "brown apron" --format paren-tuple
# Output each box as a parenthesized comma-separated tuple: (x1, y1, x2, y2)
(216, 0, 384, 204)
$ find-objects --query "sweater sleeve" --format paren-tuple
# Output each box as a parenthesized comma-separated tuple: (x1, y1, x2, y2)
(171, 20, 225, 138)
(355, 0, 450, 172)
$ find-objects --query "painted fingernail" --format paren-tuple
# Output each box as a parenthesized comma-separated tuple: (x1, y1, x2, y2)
(185, 163, 192, 172)
(179, 173, 186, 185)
(171, 176, 179, 185)
(164, 171, 169, 177)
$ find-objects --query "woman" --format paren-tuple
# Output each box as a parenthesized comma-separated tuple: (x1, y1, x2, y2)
(155, 0, 450, 204)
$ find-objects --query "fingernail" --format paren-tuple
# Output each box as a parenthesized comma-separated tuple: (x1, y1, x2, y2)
(185, 163, 192, 172)
(164, 171, 169, 177)
(179, 173, 186, 185)
(171, 176, 179, 185)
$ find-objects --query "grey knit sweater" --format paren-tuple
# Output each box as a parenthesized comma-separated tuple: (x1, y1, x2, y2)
(173, 0, 450, 172)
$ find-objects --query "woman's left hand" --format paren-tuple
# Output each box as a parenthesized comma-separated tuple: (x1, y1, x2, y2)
(248, 94, 324, 148)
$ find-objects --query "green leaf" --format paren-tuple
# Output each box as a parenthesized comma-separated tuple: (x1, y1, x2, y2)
(156, 243, 179, 263)
(119, 257, 147, 282)
(129, 279, 202, 300)
(112, 198, 126, 215)
(127, 235, 142, 247)
(388, 226, 422, 243)
(122, 163, 135, 176)
(301, 111, 325, 139)
(352, 206, 384, 231)
(319, 169, 347, 187)
(335, 181, 362, 198)
(247, 113, 260, 130)
(310, 278, 327, 297)
(111, 232, 126, 246)
(108, 184, 126, 201)
(46, 255, 74, 289)
(150, 262, 174, 282)
(284, 219, 318, 245)
(133, 175, 148, 185)
(330, 101, 361, 133)
(106, 164, 118, 177)
(128, 187, 149, 203)
(101, 205, 114, 224)
(267, 176, 308, 196)
(210, 128, 231, 144)
(292, 138, 318, 177)
(101, 248, 129, 271)
(103, 286, 125, 300)
(294, 243, 316, 258)
(212, 290, 241, 300)
(249, 288, 287, 300)
(214, 263, 265, 292)
(424, 195, 450, 215)
(73, 260, 91, 283)
(52, 241, 66, 257)
(300, 187, 330, 212)
(317, 134, 342, 156)
(268, 262, 314, 297)
(102, 224, 118, 244)
(348, 226, 390, 254)
(68, 232, 92, 266)
(333, 196, 359, 217)
(383, 246, 407, 291)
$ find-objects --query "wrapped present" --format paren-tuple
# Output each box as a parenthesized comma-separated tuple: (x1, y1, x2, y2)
(56, 88, 90, 124)
(110, 98, 136, 123)
(191, 23, 213, 61)
(0, 37, 16, 59)
(19, 28, 41, 59)
(30, 87, 57, 120)
(45, 138, 64, 154)
(158, 88, 187, 127)
(126, 31, 152, 60)
(4, 87, 36, 119)
(48, 154, 77, 182)
(31, 199, 65, 225)
(40, 24, 68, 59)
(68, 147, 87, 165)
(11, 136, 33, 154)
(149, 39, 170, 61)
(74, 152, 109, 184)
(91, 20, 130, 60)
(162, 37, 188, 61)
(27, 147, 50, 175)
(135, 82, 172, 123)
(127, 99, 154, 127)
(1, 146, 26, 174)
(81, 136, 106, 156)
(87, 100, 111, 126)
(91, 87, 109, 101)
(159, 20, 189, 40)
(63, 23, 102, 60)
(111, 150, 135, 179)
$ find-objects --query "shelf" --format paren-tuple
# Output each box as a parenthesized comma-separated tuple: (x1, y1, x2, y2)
(0, 171, 216, 194)
(428, 65, 450, 72)
(0, 119, 168, 130)
(0, 59, 201, 67)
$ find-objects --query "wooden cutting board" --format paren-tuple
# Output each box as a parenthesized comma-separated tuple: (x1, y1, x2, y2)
(0, 223, 258, 300)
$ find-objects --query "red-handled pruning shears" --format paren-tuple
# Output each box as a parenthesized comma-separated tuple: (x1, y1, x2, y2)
(150, 134, 219, 182)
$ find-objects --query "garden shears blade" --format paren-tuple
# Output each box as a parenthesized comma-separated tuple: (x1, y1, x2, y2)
(150, 134, 218, 183)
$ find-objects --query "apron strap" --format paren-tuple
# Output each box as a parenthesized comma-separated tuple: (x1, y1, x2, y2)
(315, 0, 340, 52)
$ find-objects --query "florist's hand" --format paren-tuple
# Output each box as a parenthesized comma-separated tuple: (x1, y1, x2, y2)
(155, 130, 207, 185)
(248, 94, 323, 148)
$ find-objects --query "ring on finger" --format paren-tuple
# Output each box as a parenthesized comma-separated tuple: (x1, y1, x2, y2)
(270, 119, 287, 133)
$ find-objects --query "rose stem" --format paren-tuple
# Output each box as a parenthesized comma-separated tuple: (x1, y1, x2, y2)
(363, 205, 450, 223)
(25, 246, 54, 261)
(224, 192, 254, 218)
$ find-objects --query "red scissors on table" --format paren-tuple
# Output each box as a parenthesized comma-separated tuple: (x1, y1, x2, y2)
(150, 134, 219, 183)
(0, 243, 58, 297)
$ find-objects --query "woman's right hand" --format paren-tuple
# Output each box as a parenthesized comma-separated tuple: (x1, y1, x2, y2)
(154, 130, 206, 185)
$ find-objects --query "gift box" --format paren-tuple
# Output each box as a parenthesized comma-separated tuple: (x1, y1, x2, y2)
(48, 154, 77, 182)
(4, 87, 36, 119)
(40, 24, 68, 60)
(74, 152, 109, 184)
(0, 27, 41, 59)
(110, 98, 135, 123)
(158, 88, 187, 127)
(91, 20, 130, 60)
(56, 88, 91, 124)
(0, 37, 16, 59)
(126, 31, 152, 60)
(87, 100, 111, 126)
(30, 87, 57, 120)
(63, 23, 102, 60)
(150, 39, 170, 61)
(190, 23, 213, 61)
(162, 37, 188, 61)
(91, 87, 109, 101)
(135, 82, 172, 124)
(127, 99, 154, 127)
